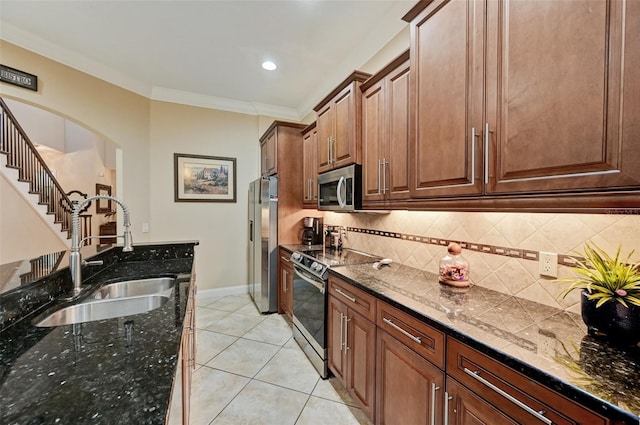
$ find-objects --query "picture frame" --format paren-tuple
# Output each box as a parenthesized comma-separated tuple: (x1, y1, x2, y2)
(174, 153, 237, 203)
(95, 184, 112, 213)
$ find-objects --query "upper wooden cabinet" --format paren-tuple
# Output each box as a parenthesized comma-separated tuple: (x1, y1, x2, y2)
(302, 122, 318, 208)
(314, 71, 371, 174)
(258, 121, 306, 245)
(361, 50, 411, 206)
(259, 121, 306, 177)
(404, 0, 640, 207)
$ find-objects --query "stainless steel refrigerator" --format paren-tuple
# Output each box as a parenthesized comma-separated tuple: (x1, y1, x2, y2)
(248, 176, 278, 313)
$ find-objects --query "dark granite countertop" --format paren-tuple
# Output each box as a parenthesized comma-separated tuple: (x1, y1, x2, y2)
(328, 262, 640, 424)
(0, 242, 197, 425)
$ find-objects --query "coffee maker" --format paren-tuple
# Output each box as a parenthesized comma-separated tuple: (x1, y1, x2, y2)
(301, 217, 323, 245)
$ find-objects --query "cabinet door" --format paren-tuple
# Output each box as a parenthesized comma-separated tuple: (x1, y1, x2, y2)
(333, 82, 359, 169)
(327, 295, 347, 385)
(446, 377, 518, 425)
(278, 253, 293, 318)
(261, 130, 277, 176)
(409, 0, 484, 198)
(346, 309, 376, 421)
(376, 330, 444, 425)
(362, 80, 385, 202)
(302, 127, 318, 207)
(317, 103, 333, 173)
(486, 0, 640, 193)
(386, 60, 411, 200)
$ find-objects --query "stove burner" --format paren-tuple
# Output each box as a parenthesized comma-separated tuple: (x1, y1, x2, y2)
(290, 248, 380, 279)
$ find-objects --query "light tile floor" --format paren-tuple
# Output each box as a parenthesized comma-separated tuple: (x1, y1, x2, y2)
(188, 292, 372, 425)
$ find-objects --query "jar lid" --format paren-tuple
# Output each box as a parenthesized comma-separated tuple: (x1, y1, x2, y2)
(447, 242, 462, 255)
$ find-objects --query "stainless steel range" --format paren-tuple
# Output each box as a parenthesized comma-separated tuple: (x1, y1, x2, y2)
(289, 247, 380, 378)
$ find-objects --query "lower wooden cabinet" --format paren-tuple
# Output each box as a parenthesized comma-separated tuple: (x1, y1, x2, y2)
(278, 250, 293, 318)
(325, 276, 615, 425)
(376, 329, 444, 425)
(327, 276, 376, 422)
(446, 377, 518, 425)
(166, 281, 196, 425)
(446, 337, 609, 425)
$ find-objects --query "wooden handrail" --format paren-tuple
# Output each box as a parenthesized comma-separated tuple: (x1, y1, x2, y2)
(0, 97, 75, 237)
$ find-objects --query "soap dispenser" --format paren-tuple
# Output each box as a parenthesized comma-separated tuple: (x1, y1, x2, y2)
(439, 242, 470, 287)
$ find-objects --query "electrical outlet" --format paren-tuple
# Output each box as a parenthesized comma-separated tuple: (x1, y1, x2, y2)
(539, 252, 558, 278)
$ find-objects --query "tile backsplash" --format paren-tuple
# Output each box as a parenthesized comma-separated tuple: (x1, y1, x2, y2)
(324, 211, 640, 313)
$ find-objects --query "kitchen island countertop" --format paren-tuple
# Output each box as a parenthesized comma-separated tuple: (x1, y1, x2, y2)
(0, 242, 197, 425)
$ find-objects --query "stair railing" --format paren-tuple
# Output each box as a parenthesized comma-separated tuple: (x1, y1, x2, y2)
(0, 97, 75, 237)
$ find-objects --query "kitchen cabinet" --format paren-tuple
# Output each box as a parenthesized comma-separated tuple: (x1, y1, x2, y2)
(278, 248, 293, 318)
(315, 71, 371, 174)
(167, 277, 197, 425)
(259, 120, 306, 178)
(302, 122, 318, 208)
(258, 121, 307, 246)
(446, 337, 609, 425)
(376, 300, 445, 425)
(327, 275, 376, 421)
(361, 51, 411, 206)
(403, 0, 640, 208)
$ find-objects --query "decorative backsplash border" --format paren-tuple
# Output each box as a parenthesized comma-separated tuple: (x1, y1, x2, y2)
(346, 227, 582, 268)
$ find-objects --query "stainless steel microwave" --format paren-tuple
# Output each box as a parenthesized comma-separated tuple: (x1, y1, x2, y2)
(317, 164, 362, 211)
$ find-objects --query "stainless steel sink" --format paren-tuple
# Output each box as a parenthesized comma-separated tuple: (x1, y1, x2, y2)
(92, 277, 175, 299)
(35, 294, 170, 327)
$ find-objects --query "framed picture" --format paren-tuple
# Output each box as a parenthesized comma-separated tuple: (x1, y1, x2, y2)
(95, 184, 112, 213)
(174, 153, 237, 203)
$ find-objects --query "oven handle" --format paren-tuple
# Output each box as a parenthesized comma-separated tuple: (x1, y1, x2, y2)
(293, 265, 325, 294)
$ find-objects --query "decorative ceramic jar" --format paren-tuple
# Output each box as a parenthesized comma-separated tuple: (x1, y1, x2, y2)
(439, 242, 470, 287)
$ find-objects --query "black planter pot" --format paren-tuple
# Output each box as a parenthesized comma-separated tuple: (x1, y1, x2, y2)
(581, 289, 640, 345)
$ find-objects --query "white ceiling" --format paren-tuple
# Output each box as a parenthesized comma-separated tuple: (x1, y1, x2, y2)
(0, 0, 414, 121)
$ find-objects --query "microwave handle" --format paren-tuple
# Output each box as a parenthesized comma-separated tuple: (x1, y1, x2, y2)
(336, 176, 346, 208)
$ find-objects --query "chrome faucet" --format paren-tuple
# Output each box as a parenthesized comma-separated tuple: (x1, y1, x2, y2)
(69, 195, 133, 295)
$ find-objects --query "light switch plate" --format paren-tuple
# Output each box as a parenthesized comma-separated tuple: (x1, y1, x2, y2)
(539, 252, 558, 278)
(142, 223, 150, 233)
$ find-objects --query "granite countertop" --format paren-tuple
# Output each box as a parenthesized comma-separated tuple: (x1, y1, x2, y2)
(0, 242, 197, 425)
(329, 262, 640, 425)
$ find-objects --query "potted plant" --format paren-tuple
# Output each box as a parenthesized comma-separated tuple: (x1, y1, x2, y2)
(559, 242, 640, 344)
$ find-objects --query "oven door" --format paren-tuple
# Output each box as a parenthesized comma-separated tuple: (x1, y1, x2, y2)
(292, 264, 327, 376)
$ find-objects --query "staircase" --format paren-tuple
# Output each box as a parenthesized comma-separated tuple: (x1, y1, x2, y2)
(0, 97, 89, 248)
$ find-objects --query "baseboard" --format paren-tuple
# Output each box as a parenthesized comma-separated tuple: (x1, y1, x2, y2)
(197, 285, 247, 299)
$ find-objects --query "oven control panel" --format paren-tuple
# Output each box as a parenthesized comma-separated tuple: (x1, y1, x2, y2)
(290, 251, 329, 280)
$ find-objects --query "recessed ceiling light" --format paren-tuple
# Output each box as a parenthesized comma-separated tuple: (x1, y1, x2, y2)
(262, 61, 277, 71)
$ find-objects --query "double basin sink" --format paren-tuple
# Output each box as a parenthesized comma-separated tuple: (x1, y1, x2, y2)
(34, 277, 176, 327)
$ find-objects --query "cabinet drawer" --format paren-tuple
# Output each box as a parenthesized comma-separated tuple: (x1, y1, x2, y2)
(447, 337, 607, 425)
(377, 301, 445, 369)
(328, 275, 375, 322)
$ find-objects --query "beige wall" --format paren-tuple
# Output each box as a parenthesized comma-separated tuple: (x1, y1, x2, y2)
(149, 101, 264, 288)
(0, 41, 151, 245)
(0, 174, 67, 263)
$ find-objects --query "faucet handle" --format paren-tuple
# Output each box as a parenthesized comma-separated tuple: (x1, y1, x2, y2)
(82, 260, 104, 266)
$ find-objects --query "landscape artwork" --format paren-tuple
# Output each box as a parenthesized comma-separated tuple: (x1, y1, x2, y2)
(174, 153, 237, 202)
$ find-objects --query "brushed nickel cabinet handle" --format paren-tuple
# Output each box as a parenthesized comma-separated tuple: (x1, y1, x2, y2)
(382, 159, 388, 194)
(344, 315, 350, 351)
(463, 368, 552, 424)
(444, 392, 452, 425)
(430, 382, 440, 425)
(484, 123, 490, 185)
(382, 317, 422, 344)
(339, 312, 345, 351)
(378, 159, 382, 194)
(335, 288, 356, 303)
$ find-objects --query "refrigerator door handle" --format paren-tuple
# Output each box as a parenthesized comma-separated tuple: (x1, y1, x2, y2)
(249, 220, 253, 242)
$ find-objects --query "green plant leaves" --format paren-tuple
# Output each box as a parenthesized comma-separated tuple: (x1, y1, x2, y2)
(557, 242, 640, 308)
